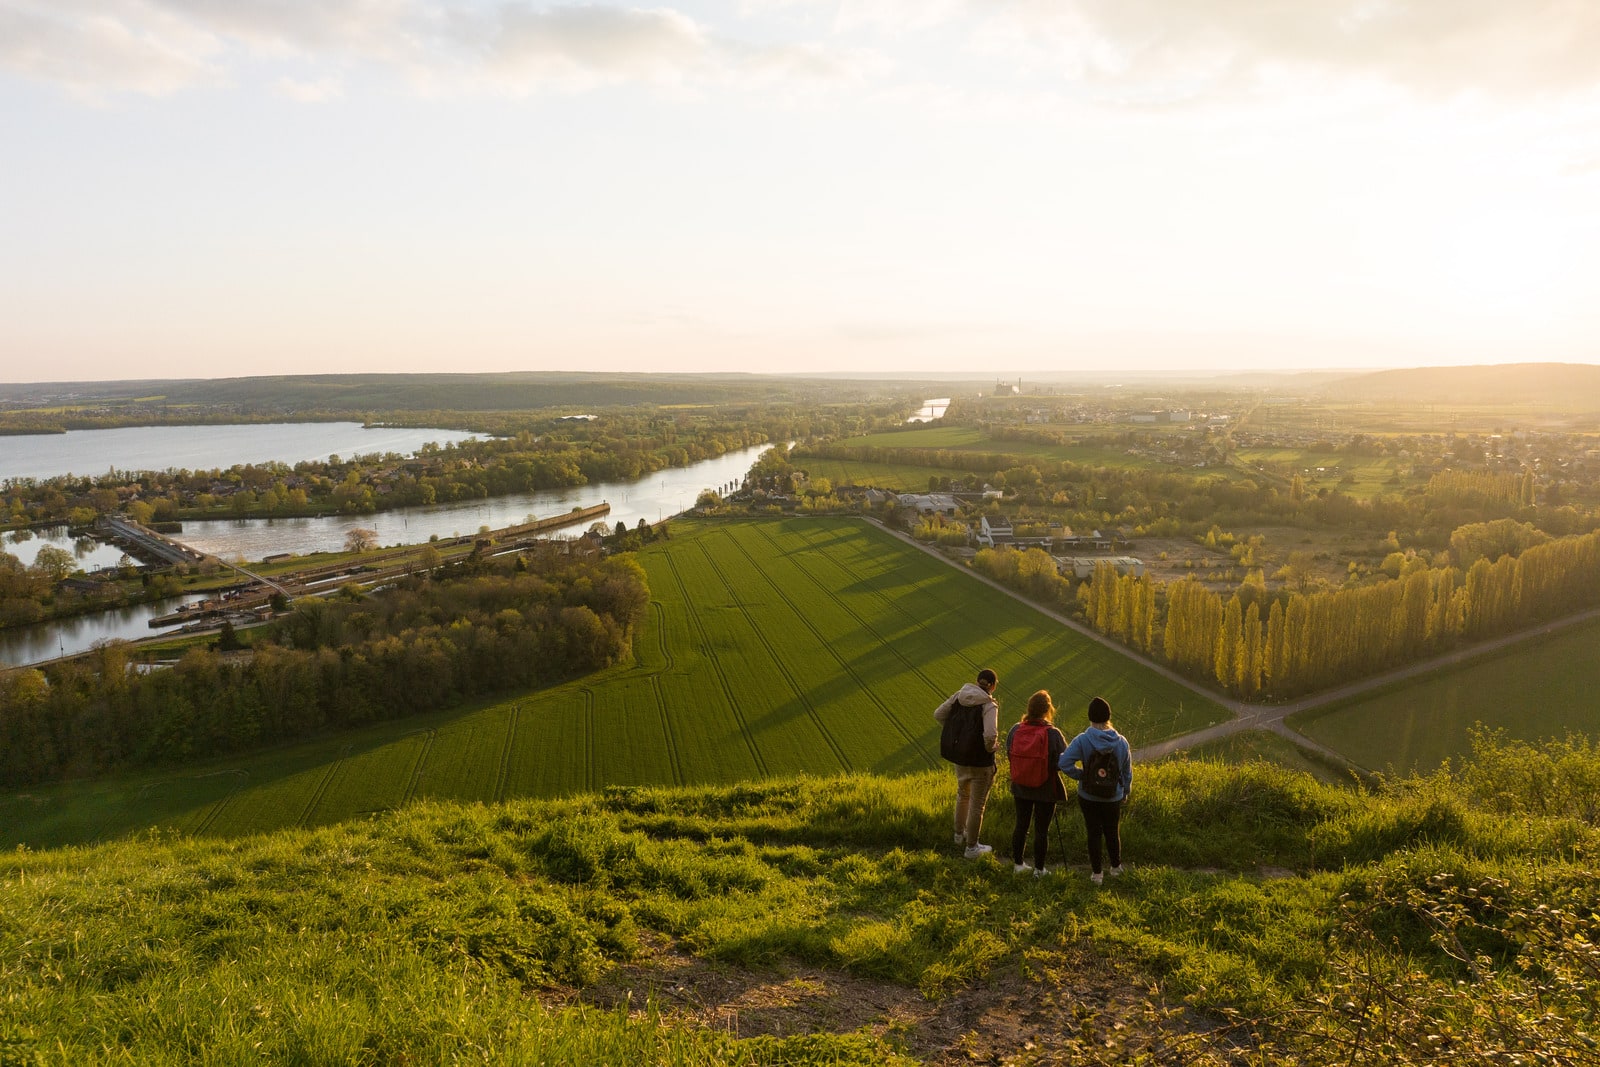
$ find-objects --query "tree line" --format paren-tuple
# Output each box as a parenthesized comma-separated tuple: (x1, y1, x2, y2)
(1076, 524, 1600, 698)
(0, 550, 650, 787)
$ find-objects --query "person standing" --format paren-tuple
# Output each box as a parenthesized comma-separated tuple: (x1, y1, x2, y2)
(1059, 696, 1132, 885)
(935, 668, 1000, 859)
(1005, 690, 1068, 876)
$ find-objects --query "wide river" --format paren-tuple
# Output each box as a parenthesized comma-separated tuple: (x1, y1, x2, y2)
(0, 421, 477, 484)
(1, 436, 773, 667)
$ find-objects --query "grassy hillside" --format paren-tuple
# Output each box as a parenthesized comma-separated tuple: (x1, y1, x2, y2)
(1, 518, 1226, 849)
(4, 745, 1597, 1065)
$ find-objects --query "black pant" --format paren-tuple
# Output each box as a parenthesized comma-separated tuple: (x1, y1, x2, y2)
(1011, 797, 1056, 869)
(1077, 796, 1123, 873)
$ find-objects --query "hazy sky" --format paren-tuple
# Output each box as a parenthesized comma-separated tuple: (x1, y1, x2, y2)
(3, 1, 1599, 382)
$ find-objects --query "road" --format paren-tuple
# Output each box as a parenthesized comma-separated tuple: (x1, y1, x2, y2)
(865, 517, 1600, 773)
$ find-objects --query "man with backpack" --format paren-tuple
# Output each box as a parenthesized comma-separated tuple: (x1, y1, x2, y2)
(1060, 696, 1132, 885)
(935, 668, 1000, 859)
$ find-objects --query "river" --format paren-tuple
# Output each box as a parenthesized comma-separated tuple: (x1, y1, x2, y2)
(908, 398, 950, 422)
(0, 422, 477, 484)
(176, 442, 772, 559)
(1, 440, 774, 666)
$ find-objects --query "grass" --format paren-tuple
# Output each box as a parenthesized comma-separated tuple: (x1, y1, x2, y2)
(2, 517, 1228, 849)
(1231, 446, 1416, 498)
(791, 457, 974, 490)
(1289, 616, 1600, 774)
(4, 754, 1596, 1064)
(840, 425, 1195, 472)
(1164, 730, 1362, 786)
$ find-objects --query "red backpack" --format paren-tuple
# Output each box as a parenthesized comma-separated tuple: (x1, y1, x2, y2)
(1009, 723, 1050, 788)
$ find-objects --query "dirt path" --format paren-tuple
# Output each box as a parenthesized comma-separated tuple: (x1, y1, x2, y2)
(864, 518, 1600, 772)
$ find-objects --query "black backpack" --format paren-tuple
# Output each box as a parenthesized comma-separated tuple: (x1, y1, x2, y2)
(940, 702, 992, 767)
(1081, 746, 1121, 798)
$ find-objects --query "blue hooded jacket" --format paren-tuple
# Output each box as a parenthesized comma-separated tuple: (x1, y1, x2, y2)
(1059, 725, 1132, 803)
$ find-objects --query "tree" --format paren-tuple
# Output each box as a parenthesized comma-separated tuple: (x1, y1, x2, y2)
(31, 544, 76, 582)
(344, 527, 378, 553)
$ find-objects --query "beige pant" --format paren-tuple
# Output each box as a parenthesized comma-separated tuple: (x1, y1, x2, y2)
(953, 764, 997, 848)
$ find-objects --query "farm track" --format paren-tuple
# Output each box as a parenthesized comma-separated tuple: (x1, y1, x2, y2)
(401, 729, 436, 806)
(736, 523, 936, 767)
(494, 703, 522, 802)
(694, 536, 853, 772)
(189, 770, 250, 836)
(297, 746, 352, 828)
(648, 676, 686, 785)
(651, 600, 675, 673)
(661, 550, 769, 775)
(581, 688, 598, 792)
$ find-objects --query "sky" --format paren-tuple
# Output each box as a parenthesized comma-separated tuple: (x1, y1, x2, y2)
(2, 1, 1599, 383)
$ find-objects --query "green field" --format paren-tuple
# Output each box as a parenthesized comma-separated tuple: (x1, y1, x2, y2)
(1, 517, 1227, 848)
(1167, 729, 1360, 786)
(1232, 446, 1415, 498)
(1290, 618, 1600, 773)
(845, 424, 1220, 473)
(795, 457, 973, 490)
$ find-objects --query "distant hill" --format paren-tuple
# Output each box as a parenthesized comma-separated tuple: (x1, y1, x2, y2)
(1317, 362, 1600, 411)
(0, 372, 951, 413)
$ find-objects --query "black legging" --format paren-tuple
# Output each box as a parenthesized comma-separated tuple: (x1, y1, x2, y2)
(1011, 797, 1056, 869)
(1077, 795, 1123, 873)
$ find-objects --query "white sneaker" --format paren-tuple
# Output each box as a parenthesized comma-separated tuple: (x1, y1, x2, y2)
(1013, 863, 1030, 874)
(963, 843, 993, 859)
(1090, 871, 1103, 886)
(1109, 865, 1125, 878)
(1033, 867, 1050, 878)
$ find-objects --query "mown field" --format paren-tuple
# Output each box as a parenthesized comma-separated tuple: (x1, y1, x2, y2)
(844, 423, 1234, 474)
(791, 457, 973, 490)
(1231, 446, 1415, 499)
(1, 517, 1227, 849)
(1289, 615, 1600, 773)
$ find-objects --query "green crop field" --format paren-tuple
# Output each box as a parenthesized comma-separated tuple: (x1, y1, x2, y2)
(843, 424, 1216, 473)
(794, 457, 973, 490)
(1, 517, 1228, 848)
(1290, 617, 1600, 773)
(1232, 446, 1415, 498)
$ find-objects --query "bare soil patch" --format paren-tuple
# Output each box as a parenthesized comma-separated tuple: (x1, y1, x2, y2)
(556, 935, 1246, 1065)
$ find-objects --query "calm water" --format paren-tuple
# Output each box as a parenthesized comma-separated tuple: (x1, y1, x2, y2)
(908, 398, 950, 423)
(4, 526, 129, 571)
(0, 593, 209, 668)
(2, 441, 774, 666)
(0, 422, 477, 483)
(180, 443, 771, 559)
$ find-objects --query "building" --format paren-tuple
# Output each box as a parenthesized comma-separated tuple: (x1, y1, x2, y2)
(976, 514, 1013, 547)
(1054, 556, 1144, 579)
(895, 493, 961, 517)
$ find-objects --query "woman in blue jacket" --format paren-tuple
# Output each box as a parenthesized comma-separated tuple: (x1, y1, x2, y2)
(1059, 696, 1132, 885)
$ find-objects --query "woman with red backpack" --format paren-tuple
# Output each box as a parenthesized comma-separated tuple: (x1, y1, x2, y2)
(1005, 690, 1068, 877)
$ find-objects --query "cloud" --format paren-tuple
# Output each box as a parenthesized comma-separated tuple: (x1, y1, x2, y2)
(1051, 0, 1600, 96)
(0, 0, 221, 96)
(757, 0, 1600, 97)
(0, 0, 881, 97)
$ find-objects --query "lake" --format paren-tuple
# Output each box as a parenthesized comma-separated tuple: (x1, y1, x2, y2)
(0, 422, 477, 484)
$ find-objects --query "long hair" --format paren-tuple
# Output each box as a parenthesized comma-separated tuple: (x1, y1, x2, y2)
(1024, 690, 1054, 724)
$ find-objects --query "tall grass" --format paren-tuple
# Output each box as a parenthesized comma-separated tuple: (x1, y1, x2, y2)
(3, 740, 1597, 1064)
